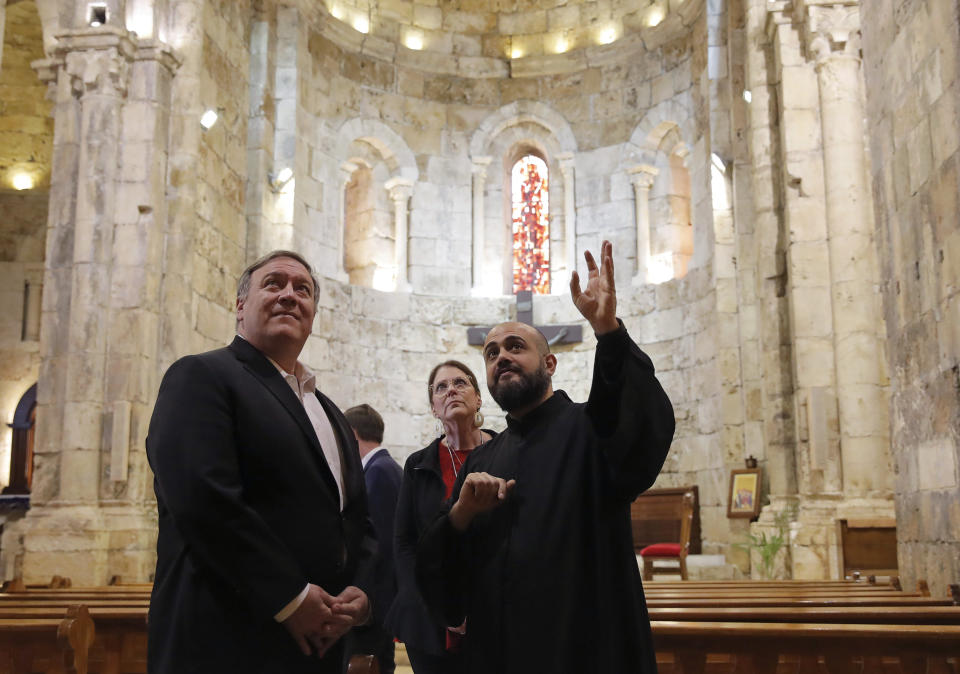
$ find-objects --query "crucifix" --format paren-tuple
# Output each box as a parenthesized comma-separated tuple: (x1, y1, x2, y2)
(466, 289, 583, 347)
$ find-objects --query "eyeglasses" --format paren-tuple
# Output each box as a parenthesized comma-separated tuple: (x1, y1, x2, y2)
(431, 377, 472, 397)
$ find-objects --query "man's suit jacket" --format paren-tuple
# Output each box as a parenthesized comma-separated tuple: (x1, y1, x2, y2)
(361, 449, 403, 625)
(146, 336, 377, 674)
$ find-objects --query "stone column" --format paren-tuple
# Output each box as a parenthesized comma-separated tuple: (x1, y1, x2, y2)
(628, 165, 659, 285)
(557, 153, 576, 283)
(385, 177, 413, 292)
(799, 0, 890, 498)
(470, 156, 491, 295)
(336, 162, 355, 283)
(0, 25, 179, 584)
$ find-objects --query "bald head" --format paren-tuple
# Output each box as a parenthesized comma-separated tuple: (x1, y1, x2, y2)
(482, 321, 557, 417)
(484, 322, 550, 356)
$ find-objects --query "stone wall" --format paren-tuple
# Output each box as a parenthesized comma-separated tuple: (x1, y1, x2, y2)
(861, 0, 960, 593)
(0, 0, 50, 488)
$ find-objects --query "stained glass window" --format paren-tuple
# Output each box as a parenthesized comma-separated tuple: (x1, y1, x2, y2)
(511, 154, 550, 294)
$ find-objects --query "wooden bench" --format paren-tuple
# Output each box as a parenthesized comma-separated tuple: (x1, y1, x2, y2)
(838, 518, 898, 579)
(651, 620, 960, 673)
(0, 604, 94, 674)
(0, 586, 380, 674)
(633, 487, 697, 580)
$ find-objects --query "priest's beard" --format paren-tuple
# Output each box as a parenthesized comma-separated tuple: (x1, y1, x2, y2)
(490, 362, 551, 413)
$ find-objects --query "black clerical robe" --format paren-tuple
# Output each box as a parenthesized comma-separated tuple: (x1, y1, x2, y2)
(417, 324, 674, 674)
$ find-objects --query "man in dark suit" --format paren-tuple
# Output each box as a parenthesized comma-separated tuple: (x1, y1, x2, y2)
(342, 404, 403, 674)
(146, 250, 376, 674)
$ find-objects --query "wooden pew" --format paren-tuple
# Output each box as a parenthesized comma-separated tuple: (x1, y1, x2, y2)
(651, 620, 960, 674)
(0, 604, 94, 674)
(649, 605, 960, 624)
(0, 596, 378, 674)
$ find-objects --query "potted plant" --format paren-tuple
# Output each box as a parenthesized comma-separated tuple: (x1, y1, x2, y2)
(735, 505, 795, 579)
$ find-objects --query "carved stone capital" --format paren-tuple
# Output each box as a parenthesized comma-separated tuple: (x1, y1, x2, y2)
(471, 156, 492, 182)
(628, 164, 659, 190)
(384, 176, 414, 203)
(795, 0, 862, 63)
(52, 27, 138, 98)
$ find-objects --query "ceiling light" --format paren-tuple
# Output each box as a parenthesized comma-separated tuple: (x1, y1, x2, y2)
(404, 31, 423, 50)
(200, 109, 219, 130)
(353, 15, 369, 34)
(12, 173, 33, 191)
(743, 89, 753, 103)
(646, 7, 665, 27)
(330, 4, 344, 19)
(510, 46, 523, 59)
(88, 3, 107, 27)
(554, 36, 569, 53)
(598, 27, 617, 45)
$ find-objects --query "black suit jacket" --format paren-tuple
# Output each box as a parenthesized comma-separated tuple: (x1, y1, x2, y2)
(146, 337, 377, 674)
(361, 449, 403, 625)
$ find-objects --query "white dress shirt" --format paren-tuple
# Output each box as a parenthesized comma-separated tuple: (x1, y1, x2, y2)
(264, 355, 346, 622)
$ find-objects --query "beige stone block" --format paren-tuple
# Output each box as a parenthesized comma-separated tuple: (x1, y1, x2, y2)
(836, 383, 888, 438)
(916, 436, 957, 490)
(790, 285, 833, 338)
(785, 195, 828, 242)
(412, 4, 442, 30)
(907, 119, 934, 193)
(786, 242, 829, 288)
(792, 338, 835, 388)
(930, 87, 960, 170)
(781, 109, 821, 154)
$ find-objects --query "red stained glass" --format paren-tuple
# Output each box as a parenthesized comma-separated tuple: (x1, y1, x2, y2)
(511, 155, 550, 294)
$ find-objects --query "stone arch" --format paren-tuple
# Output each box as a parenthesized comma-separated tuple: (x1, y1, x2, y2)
(470, 101, 577, 158)
(469, 102, 577, 296)
(625, 99, 695, 163)
(3, 383, 37, 495)
(334, 118, 418, 183)
(334, 119, 417, 290)
(626, 104, 695, 283)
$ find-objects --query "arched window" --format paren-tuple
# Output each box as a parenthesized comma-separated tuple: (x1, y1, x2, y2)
(511, 154, 550, 294)
(3, 383, 36, 495)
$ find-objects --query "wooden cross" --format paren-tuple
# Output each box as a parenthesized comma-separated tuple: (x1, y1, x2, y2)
(467, 290, 583, 346)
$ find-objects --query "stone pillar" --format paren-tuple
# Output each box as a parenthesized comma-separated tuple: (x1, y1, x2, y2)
(629, 165, 659, 285)
(335, 162, 355, 283)
(0, 25, 179, 584)
(557, 153, 576, 283)
(470, 156, 491, 295)
(385, 177, 413, 292)
(799, 0, 891, 499)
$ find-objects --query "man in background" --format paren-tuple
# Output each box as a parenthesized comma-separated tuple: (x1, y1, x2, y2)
(344, 404, 403, 674)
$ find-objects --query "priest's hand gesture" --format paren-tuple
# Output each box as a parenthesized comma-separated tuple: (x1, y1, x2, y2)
(570, 240, 619, 336)
(449, 471, 516, 532)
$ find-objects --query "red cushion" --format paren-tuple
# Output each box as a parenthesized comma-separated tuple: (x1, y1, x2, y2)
(640, 543, 682, 557)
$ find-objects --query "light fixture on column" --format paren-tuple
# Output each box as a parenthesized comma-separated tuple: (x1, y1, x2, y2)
(598, 26, 618, 45)
(88, 3, 108, 27)
(646, 6, 665, 27)
(743, 90, 753, 103)
(352, 14, 370, 34)
(404, 30, 424, 51)
(269, 167, 294, 192)
(11, 173, 34, 191)
(200, 109, 219, 130)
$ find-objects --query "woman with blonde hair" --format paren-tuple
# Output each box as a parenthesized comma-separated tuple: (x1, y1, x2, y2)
(386, 360, 495, 674)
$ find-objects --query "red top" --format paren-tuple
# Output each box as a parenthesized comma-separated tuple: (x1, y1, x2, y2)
(438, 439, 472, 500)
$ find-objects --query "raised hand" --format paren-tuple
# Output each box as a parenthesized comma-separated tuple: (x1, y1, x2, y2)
(449, 471, 516, 531)
(570, 240, 619, 335)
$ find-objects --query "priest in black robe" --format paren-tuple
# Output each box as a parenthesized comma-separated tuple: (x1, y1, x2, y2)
(417, 240, 675, 674)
